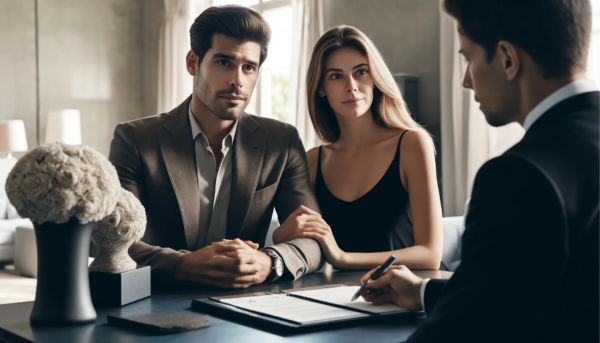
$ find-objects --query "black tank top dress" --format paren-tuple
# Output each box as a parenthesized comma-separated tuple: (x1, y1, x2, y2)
(316, 131, 414, 253)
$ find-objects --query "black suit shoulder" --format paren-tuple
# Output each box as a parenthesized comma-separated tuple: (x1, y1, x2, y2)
(506, 92, 599, 236)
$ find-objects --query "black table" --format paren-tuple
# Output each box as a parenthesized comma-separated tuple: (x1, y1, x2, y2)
(0, 269, 452, 343)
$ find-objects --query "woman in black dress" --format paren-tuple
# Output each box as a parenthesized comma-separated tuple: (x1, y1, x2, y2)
(273, 26, 444, 270)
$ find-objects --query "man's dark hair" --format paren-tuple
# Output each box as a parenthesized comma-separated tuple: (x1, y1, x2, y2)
(189, 5, 271, 66)
(442, 0, 592, 78)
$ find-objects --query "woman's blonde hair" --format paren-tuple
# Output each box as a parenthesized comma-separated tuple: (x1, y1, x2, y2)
(306, 25, 431, 144)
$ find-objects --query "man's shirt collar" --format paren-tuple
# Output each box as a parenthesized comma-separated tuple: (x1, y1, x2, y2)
(188, 101, 239, 149)
(523, 79, 598, 131)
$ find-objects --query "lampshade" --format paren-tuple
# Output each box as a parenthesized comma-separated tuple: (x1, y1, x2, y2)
(45, 109, 82, 145)
(0, 120, 28, 152)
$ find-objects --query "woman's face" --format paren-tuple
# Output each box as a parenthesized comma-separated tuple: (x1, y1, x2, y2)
(320, 47, 374, 120)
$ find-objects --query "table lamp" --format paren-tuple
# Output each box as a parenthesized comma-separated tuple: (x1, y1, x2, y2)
(45, 109, 82, 145)
(0, 120, 28, 159)
(0, 120, 28, 179)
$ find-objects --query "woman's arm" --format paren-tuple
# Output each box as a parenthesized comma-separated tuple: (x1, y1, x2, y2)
(339, 130, 443, 270)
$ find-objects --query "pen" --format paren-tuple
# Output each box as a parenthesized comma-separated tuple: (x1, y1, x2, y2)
(350, 255, 396, 302)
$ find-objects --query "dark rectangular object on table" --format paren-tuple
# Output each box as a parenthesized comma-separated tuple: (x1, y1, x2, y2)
(89, 265, 151, 307)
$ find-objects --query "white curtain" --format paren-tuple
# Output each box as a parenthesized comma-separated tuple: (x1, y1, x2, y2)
(588, 0, 600, 86)
(288, 0, 324, 149)
(440, 12, 524, 216)
(158, 0, 192, 114)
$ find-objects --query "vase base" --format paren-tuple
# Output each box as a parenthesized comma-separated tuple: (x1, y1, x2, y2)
(30, 317, 97, 326)
(89, 265, 151, 308)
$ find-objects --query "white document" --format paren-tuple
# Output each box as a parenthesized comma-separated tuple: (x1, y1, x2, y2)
(290, 286, 409, 314)
(220, 293, 368, 324)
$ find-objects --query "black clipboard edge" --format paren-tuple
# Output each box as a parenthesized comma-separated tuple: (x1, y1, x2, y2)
(191, 298, 424, 335)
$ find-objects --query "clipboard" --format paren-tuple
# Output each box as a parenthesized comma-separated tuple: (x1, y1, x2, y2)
(190, 284, 424, 334)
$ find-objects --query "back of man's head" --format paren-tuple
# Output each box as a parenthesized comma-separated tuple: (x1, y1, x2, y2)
(190, 5, 271, 66)
(442, 0, 592, 79)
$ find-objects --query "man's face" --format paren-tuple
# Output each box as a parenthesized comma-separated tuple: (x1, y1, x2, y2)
(458, 30, 520, 127)
(194, 34, 261, 121)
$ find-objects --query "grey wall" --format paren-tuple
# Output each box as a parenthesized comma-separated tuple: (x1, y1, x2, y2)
(323, 0, 442, 176)
(37, 0, 144, 157)
(0, 0, 163, 157)
(0, 0, 37, 154)
(141, 0, 163, 119)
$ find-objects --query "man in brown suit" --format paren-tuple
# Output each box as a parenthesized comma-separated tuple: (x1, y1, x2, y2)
(108, 6, 323, 288)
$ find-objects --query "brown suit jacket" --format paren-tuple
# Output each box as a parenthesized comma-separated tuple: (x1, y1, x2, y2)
(108, 96, 324, 284)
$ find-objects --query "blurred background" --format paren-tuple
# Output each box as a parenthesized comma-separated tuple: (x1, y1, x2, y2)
(0, 0, 599, 216)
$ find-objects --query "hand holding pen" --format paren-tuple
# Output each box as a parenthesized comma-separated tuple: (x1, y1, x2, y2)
(351, 255, 396, 302)
(359, 263, 426, 311)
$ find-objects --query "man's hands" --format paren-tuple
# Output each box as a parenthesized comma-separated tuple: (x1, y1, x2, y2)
(360, 265, 424, 311)
(273, 206, 347, 268)
(174, 238, 272, 289)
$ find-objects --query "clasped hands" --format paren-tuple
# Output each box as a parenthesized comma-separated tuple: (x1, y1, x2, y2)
(174, 238, 272, 288)
(273, 205, 348, 268)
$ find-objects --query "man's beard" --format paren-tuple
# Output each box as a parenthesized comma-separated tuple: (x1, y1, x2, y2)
(195, 73, 248, 121)
(484, 113, 511, 127)
(482, 104, 521, 128)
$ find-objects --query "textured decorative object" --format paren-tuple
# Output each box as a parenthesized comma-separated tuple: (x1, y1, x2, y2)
(4, 142, 120, 325)
(89, 188, 150, 308)
(90, 188, 146, 273)
(5, 142, 120, 224)
(45, 109, 82, 145)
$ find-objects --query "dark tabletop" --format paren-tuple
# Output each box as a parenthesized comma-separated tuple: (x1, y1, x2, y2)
(0, 269, 452, 343)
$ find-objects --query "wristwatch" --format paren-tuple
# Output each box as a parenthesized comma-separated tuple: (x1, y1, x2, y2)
(264, 249, 284, 282)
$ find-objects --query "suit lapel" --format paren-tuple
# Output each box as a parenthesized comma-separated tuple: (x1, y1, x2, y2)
(227, 113, 266, 239)
(157, 96, 201, 251)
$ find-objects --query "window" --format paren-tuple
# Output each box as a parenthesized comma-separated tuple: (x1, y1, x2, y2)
(589, 0, 600, 86)
(189, 0, 294, 122)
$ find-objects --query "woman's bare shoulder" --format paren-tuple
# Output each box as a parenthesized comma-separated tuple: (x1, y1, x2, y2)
(401, 129, 435, 152)
(400, 129, 436, 173)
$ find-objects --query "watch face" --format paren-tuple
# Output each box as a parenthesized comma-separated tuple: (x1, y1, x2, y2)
(275, 257, 283, 277)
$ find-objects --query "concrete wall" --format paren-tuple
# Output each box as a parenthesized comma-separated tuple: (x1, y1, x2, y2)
(0, 0, 37, 154)
(0, 0, 163, 157)
(323, 0, 442, 176)
(141, 0, 164, 119)
(37, 0, 144, 157)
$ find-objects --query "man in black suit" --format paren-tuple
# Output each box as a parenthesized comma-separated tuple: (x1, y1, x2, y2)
(361, 1, 599, 342)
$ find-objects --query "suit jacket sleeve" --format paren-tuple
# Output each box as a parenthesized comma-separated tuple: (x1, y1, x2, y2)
(407, 155, 569, 342)
(423, 279, 447, 314)
(266, 126, 324, 281)
(109, 124, 190, 284)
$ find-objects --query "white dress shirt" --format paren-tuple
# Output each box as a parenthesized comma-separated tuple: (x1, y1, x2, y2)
(419, 78, 599, 315)
(523, 78, 598, 131)
(189, 103, 239, 248)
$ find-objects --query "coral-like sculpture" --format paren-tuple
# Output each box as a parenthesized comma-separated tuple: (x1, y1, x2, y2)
(5, 142, 120, 224)
(89, 188, 146, 273)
